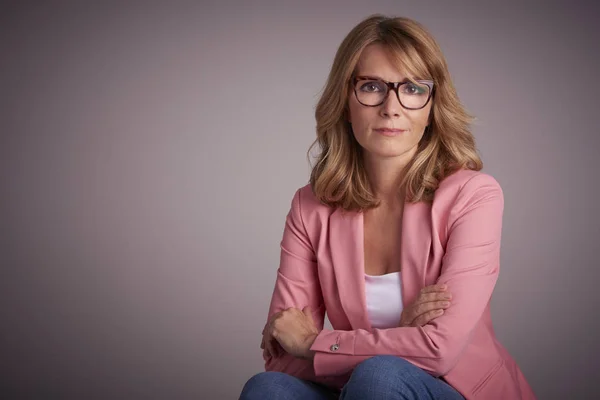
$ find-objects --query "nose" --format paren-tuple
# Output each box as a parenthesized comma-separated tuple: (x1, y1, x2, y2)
(379, 90, 403, 118)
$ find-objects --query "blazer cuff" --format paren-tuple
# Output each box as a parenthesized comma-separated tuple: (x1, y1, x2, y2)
(312, 330, 377, 377)
(310, 329, 351, 354)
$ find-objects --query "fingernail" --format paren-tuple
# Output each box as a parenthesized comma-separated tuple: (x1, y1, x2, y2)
(437, 309, 444, 314)
(442, 301, 450, 306)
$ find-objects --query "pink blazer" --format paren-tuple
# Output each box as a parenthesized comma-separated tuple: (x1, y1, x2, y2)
(264, 169, 536, 400)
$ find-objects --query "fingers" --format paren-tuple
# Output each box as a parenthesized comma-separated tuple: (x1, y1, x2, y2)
(265, 335, 278, 358)
(262, 320, 277, 358)
(419, 283, 448, 295)
(262, 319, 283, 359)
(263, 338, 282, 359)
(400, 285, 452, 327)
(262, 307, 313, 359)
(302, 306, 314, 322)
(261, 335, 271, 359)
(261, 323, 272, 358)
(406, 300, 450, 327)
(417, 291, 452, 304)
(261, 313, 280, 358)
(413, 300, 451, 317)
(412, 309, 445, 326)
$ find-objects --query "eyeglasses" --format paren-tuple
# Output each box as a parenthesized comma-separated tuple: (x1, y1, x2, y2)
(352, 76, 434, 110)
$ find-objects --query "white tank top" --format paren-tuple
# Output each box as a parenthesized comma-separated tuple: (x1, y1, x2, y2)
(364, 272, 404, 329)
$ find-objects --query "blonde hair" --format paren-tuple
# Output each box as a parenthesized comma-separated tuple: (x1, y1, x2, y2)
(308, 14, 482, 211)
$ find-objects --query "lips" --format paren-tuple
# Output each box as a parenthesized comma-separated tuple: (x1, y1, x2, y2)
(374, 128, 406, 136)
(375, 128, 405, 133)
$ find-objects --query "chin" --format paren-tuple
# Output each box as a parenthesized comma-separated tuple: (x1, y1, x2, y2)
(366, 148, 410, 159)
(363, 140, 419, 159)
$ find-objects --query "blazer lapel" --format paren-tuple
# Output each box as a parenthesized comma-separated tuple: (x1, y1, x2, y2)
(328, 208, 372, 331)
(400, 201, 433, 307)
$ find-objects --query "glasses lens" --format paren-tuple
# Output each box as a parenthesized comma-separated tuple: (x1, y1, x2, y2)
(355, 79, 387, 106)
(399, 82, 431, 109)
(355, 79, 431, 109)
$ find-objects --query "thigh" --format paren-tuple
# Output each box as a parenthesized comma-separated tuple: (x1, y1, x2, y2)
(340, 355, 464, 400)
(240, 371, 339, 400)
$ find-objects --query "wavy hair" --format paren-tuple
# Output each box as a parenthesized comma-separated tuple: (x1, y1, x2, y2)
(308, 14, 482, 211)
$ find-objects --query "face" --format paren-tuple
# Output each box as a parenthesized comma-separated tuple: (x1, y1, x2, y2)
(348, 43, 433, 164)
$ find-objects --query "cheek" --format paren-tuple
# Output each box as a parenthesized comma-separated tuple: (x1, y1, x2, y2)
(348, 101, 372, 128)
(407, 109, 431, 132)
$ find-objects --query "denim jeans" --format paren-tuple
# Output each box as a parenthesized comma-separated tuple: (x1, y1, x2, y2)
(239, 355, 465, 399)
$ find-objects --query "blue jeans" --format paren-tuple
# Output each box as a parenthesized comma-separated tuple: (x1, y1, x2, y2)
(239, 355, 465, 399)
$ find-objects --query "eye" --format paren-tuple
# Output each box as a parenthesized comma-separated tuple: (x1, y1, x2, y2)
(359, 81, 385, 93)
(401, 82, 427, 95)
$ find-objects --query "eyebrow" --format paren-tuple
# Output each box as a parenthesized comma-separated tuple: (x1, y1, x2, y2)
(355, 75, 418, 83)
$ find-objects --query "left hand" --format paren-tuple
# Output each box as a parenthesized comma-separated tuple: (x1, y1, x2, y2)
(265, 306, 320, 360)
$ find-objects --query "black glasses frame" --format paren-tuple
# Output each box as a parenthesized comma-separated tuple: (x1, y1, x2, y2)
(352, 76, 435, 110)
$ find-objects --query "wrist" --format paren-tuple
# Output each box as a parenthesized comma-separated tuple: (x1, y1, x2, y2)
(302, 332, 319, 360)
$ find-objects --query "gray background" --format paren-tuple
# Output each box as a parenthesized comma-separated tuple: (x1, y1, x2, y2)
(1, 1, 599, 399)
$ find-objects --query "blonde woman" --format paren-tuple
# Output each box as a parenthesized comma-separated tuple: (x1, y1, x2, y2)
(240, 14, 536, 400)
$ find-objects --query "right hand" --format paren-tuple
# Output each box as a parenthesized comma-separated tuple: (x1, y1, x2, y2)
(260, 313, 285, 359)
(399, 283, 452, 327)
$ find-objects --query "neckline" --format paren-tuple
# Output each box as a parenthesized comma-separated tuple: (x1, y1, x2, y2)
(364, 271, 401, 278)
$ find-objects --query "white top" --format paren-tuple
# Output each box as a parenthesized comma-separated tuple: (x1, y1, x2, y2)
(364, 272, 404, 329)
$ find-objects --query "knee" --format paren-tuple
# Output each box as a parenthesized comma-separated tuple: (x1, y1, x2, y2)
(353, 355, 415, 381)
(239, 371, 290, 400)
(342, 356, 418, 398)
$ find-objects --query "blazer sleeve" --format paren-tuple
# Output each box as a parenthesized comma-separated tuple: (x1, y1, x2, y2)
(309, 173, 504, 378)
(263, 188, 326, 381)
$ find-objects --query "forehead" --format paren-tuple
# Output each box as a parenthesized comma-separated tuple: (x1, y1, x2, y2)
(355, 43, 426, 81)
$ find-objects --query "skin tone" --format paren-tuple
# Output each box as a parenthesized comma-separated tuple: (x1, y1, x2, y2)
(261, 43, 451, 362)
(349, 43, 432, 276)
(348, 43, 432, 208)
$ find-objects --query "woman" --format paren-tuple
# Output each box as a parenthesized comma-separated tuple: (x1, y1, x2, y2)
(240, 14, 536, 400)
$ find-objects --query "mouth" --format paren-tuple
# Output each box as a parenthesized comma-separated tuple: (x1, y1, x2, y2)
(374, 128, 406, 136)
